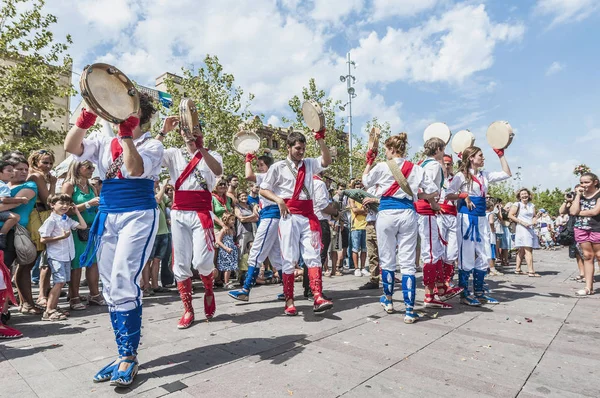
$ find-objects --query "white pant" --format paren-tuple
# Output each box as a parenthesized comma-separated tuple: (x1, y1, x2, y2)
(171, 209, 214, 282)
(278, 214, 321, 274)
(247, 217, 283, 271)
(376, 209, 418, 275)
(457, 213, 491, 272)
(418, 215, 444, 264)
(97, 209, 158, 312)
(439, 214, 458, 263)
(0, 268, 6, 290)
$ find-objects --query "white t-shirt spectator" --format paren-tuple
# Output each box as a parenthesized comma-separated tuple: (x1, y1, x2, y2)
(38, 213, 80, 262)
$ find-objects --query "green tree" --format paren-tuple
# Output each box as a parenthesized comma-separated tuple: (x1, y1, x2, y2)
(0, 0, 74, 153)
(159, 55, 259, 184)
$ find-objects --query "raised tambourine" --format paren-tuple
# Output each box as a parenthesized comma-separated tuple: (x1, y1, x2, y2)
(451, 129, 475, 154)
(423, 122, 451, 144)
(179, 98, 202, 140)
(233, 130, 261, 155)
(301, 100, 325, 132)
(368, 127, 380, 151)
(486, 121, 514, 149)
(79, 63, 139, 124)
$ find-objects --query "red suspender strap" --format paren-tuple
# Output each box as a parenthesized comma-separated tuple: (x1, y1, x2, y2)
(175, 151, 203, 190)
(382, 160, 414, 197)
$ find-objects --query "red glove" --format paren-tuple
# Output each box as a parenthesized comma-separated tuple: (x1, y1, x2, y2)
(365, 149, 377, 166)
(245, 153, 256, 163)
(118, 116, 139, 138)
(457, 152, 462, 160)
(314, 128, 326, 141)
(194, 135, 204, 149)
(76, 108, 97, 129)
(493, 148, 505, 157)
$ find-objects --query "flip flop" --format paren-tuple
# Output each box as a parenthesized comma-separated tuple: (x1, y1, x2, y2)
(514, 270, 524, 275)
(528, 273, 541, 277)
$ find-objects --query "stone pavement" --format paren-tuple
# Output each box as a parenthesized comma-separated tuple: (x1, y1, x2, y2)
(1, 248, 599, 398)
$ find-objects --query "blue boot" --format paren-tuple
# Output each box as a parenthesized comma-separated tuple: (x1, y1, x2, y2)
(109, 307, 142, 387)
(228, 266, 260, 302)
(474, 269, 499, 304)
(402, 274, 419, 324)
(94, 311, 120, 382)
(459, 270, 481, 306)
(380, 270, 395, 314)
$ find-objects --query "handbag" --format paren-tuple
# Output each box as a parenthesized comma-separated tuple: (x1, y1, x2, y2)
(509, 203, 521, 234)
(557, 216, 575, 246)
(77, 228, 90, 242)
(14, 224, 38, 265)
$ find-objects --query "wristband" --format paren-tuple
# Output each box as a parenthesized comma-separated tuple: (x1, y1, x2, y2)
(120, 136, 133, 140)
(194, 135, 204, 149)
(365, 149, 377, 166)
(76, 108, 97, 129)
(158, 131, 167, 137)
(314, 128, 326, 141)
(245, 153, 256, 163)
(118, 116, 140, 138)
(493, 148, 505, 157)
(458, 193, 469, 199)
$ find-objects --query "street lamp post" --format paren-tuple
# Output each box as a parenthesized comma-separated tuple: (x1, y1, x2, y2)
(339, 52, 357, 178)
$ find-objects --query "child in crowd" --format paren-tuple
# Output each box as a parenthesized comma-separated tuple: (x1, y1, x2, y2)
(216, 212, 238, 289)
(39, 194, 87, 321)
(0, 160, 31, 249)
(487, 200, 503, 276)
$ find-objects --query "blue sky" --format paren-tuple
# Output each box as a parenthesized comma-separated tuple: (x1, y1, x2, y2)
(45, 0, 600, 189)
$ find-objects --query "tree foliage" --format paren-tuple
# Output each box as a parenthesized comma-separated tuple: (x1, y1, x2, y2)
(0, 0, 74, 153)
(159, 55, 259, 183)
(488, 181, 569, 215)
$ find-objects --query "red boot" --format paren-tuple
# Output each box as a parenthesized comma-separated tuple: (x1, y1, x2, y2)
(201, 274, 216, 319)
(282, 273, 297, 316)
(0, 290, 21, 339)
(176, 278, 194, 329)
(308, 267, 333, 313)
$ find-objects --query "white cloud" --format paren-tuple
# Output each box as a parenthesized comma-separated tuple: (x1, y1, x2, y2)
(535, 0, 599, 26)
(545, 61, 564, 76)
(371, 0, 438, 21)
(310, 0, 364, 23)
(266, 115, 282, 127)
(348, 4, 525, 85)
(575, 127, 600, 143)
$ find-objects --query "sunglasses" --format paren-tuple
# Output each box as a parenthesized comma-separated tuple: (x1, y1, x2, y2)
(83, 164, 95, 170)
(218, 184, 227, 187)
(40, 161, 53, 165)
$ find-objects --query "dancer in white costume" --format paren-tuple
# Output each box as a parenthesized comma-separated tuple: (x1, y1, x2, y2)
(157, 116, 223, 329)
(229, 154, 284, 302)
(260, 130, 333, 316)
(65, 93, 163, 386)
(446, 146, 511, 306)
(362, 134, 438, 324)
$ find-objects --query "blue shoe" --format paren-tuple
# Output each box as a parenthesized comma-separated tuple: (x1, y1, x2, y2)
(93, 359, 119, 383)
(404, 311, 419, 324)
(228, 289, 250, 302)
(276, 293, 285, 301)
(380, 296, 393, 314)
(460, 295, 482, 306)
(476, 294, 499, 304)
(110, 358, 139, 387)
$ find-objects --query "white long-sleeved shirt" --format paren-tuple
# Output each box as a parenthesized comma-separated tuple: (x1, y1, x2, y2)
(260, 157, 326, 200)
(313, 178, 330, 221)
(446, 169, 509, 197)
(162, 148, 222, 191)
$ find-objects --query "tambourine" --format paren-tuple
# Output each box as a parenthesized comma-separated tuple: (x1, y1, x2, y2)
(79, 63, 139, 124)
(486, 121, 514, 149)
(179, 98, 202, 139)
(451, 129, 475, 154)
(423, 122, 451, 144)
(342, 189, 379, 212)
(233, 130, 261, 155)
(301, 100, 325, 132)
(368, 127, 380, 151)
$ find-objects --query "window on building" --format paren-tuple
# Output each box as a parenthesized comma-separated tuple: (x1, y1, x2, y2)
(21, 105, 41, 136)
(272, 140, 279, 149)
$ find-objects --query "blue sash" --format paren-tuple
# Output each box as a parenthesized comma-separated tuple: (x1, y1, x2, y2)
(80, 179, 157, 267)
(379, 196, 414, 211)
(458, 196, 486, 242)
(259, 204, 281, 220)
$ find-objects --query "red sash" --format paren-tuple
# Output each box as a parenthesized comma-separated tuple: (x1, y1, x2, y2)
(382, 160, 414, 197)
(173, 151, 215, 251)
(0, 252, 16, 304)
(284, 162, 322, 249)
(439, 202, 457, 216)
(415, 199, 436, 215)
(110, 138, 124, 179)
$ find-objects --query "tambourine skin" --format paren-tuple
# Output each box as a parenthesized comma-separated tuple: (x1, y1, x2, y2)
(79, 63, 139, 124)
(423, 122, 451, 144)
(368, 127, 380, 151)
(301, 100, 325, 132)
(179, 98, 202, 140)
(486, 121, 514, 149)
(233, 131, 261, 155)
(451, 129, 475, 154)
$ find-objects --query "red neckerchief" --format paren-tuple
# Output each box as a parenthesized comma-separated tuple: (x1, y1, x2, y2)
(471, 173, 485, 197)
(313, 175, 322, 181)
(110, 138, 124, 179)
(175, 151, 203, 190)
(382, 160, 414, 197)
(292, 162, 306, 200)
(212, 193, 228, 207)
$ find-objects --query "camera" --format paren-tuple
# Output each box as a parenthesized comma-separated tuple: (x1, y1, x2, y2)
(566, 192, 575, 200)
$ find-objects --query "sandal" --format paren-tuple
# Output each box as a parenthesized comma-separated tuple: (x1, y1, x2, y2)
(514, 270, 524, 275)
(70, 297, 87, 311)
(57, 308, 70, 317)
(36, 298, 48, 308)
(42, 309, 67, 321)
(334, 271, 343, 276)
(572, 275, 585, 283)
(20, 303, 43, 315)
(576, 288, 594, 296)
(489, 269, 504, 276)
(527, 273, 541, 277)
(87, 294, 107, 306)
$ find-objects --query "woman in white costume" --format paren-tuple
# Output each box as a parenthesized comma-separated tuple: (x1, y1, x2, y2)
(509, 188, 540, 276)
(446, 146, 511, 306)
(362, 134, 438, 324)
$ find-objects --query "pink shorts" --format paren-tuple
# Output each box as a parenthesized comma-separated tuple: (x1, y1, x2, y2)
(574, 228, 600, 244)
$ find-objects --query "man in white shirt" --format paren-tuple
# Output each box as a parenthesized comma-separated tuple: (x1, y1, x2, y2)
(260, 130, 333, 316)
